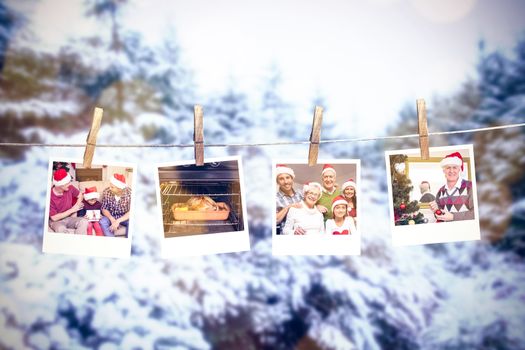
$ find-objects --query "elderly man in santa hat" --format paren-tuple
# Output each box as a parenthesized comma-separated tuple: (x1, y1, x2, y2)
(100, 173, 132, 237)
(48, 168, 89, 234)
(316, 164, 341, 221)
(429, 152, 475, 222)
(275, 164, 303, 235)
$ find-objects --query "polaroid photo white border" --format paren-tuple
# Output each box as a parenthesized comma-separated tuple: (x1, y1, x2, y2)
(42, 157, 136, 258)
(156, 155, 250, 257)
(272, 159, 361, 255)
(385, 144, 481, 246)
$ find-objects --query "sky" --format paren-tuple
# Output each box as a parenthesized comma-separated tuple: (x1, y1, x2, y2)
(12, 0, 525, 136)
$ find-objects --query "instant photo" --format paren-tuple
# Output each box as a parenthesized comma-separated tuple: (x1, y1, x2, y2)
(156, 156, 250, 257)
(385, 144, 480, 246)
(272, 159, 361, 255)
(42, 158, 136, 258)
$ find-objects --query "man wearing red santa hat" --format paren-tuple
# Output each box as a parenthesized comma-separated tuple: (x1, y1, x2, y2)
(275, 164, 303, 235)
(48, 168, 89, 234)
(316, 164, 341, 221)
(100, 173, 132, 237)
(430, 152, 475, 222)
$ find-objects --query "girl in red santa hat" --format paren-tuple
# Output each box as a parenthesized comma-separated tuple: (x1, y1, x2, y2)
(325, 195, 356, 235)
(79, 186, 104, 236)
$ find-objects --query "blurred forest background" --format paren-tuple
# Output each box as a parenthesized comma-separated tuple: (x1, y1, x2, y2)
(1, 0, 524, 349)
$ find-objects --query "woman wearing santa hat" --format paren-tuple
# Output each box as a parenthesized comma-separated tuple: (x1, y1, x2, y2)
(429, 152, 475, 222)
(341, 178, 357, 219)
(325, 196, 357, 235)
(282, 182, 324, 235)
(100, 173, 132, 237)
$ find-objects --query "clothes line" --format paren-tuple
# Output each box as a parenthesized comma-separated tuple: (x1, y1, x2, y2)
(0, 122, 524, 148)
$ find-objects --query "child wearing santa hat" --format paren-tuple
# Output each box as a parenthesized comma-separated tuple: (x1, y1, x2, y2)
(78, 186, 103, 236)
(325, 195, 356, 235)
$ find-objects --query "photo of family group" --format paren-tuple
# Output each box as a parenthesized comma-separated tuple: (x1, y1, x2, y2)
(273, 160, 361, 256)
(156, 156, 250, 257)
(42, 159, 135, 258)
(385, 144, 480, 246)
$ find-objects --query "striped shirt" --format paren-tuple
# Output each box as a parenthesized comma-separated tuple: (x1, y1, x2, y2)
(276, 188, 303, 234)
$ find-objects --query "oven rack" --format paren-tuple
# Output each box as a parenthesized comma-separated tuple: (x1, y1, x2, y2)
(163, 192, 241, 197)
(161, 183, 241, 195)
(164, 221, 239, 226)
(160, 181, 243, 234)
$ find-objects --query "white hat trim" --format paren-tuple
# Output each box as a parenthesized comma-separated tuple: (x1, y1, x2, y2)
(111, 176, 127, 189)
(342, 180, 357, 191)
(321, 167, 336, 176)
(331, 199, 348, 212)
(440, 157, 462, 169)
(276, 166, 295, 179)
(84, 192, 99, 200)
(53, 173, 72, 187)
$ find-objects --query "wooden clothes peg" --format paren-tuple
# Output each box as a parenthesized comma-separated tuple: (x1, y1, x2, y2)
(83, 107, 103, 168)
(308, 106, 323, 166)
(193, 105, 204, 166)
(416, 99, 429, 160)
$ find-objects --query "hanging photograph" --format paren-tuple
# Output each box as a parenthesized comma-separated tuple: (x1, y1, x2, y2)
(272, 159, 361, 255)
(42, 158, 136, 258)
(385, 144, 480, 246)
(156, 156, 250, 257)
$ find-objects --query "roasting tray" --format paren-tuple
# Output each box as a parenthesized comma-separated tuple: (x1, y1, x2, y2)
(171, 203, 230, 221)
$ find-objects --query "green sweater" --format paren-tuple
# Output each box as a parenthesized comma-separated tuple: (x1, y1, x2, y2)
(317, 188, 341, 221)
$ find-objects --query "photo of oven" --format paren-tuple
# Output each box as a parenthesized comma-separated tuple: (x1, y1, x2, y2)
(158, 160, 244, 238)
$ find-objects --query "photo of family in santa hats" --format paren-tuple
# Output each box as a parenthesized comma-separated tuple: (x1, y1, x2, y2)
(273, 160, 361, 256)
(43, 159, 136, 258)
(385, 145, 480, 246)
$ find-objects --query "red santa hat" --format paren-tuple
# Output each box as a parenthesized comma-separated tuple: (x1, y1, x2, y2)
(84, 186, 99, 200)
(440, 152, 464, 171)
(341, 178, 357, 192)
(331, 195, 348, 212)
(275, 164, 295, 179)
(52, 168, 72, 186)
(321, 164, 336, 176)
(110, 173, 127, 189)
(303, 182, 323, 197)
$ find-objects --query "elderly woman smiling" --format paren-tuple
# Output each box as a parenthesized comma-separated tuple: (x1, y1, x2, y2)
(100, 173, 132, 237)
(282, 182, 324, 235)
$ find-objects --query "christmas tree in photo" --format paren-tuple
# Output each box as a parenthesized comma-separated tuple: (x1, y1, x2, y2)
(390, 154, 426, 225)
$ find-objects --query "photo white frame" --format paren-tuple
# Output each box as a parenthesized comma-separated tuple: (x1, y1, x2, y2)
(42, 157, 136, 258)
(385, 144, 481, 246)
(272, 159, 361, 255)
(155, 155, 250, 257)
